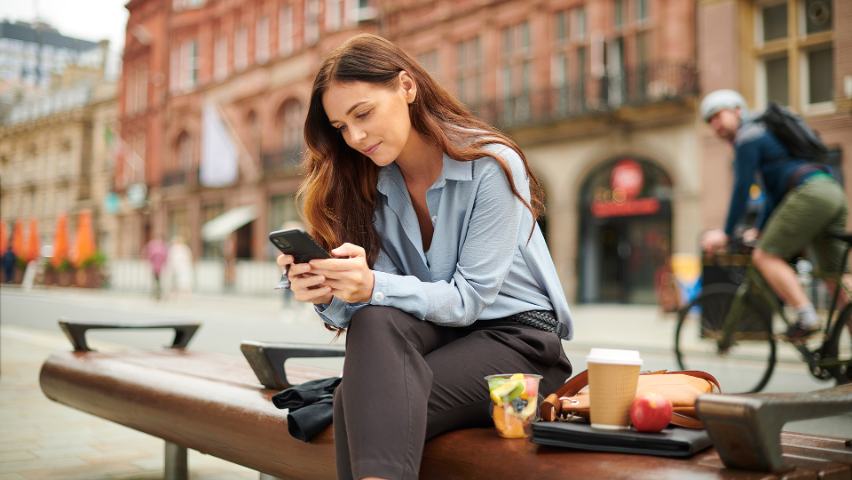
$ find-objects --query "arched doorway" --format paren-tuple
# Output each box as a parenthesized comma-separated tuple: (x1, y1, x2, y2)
(578, 157, 673, 304)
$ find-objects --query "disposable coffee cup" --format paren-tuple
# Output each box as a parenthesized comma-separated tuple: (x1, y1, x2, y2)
(586, 348, 642, 430)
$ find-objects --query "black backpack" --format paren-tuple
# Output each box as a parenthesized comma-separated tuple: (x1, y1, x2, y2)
(758, 102, 829, 161)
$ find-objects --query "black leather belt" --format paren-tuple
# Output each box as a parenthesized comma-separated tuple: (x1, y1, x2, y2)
(787, 164, 831, 191)
(509, 310, 559, 333)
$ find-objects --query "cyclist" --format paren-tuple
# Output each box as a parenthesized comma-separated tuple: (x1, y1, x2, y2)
(699, 89, 847, 340)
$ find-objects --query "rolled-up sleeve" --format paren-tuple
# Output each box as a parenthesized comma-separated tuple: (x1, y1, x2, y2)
(370, 153, 527, 326)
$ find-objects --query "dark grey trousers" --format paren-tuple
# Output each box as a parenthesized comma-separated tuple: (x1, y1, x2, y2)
(333, 306, 573, 479)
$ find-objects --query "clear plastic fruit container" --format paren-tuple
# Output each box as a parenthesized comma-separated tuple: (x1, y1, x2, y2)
(484, 373, 542, 438)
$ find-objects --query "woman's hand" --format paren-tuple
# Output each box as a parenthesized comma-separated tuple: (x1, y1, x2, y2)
(276, 253, 333, 304)
(309, 243, 375, 303)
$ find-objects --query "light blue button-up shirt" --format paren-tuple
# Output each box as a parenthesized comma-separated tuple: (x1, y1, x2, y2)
(316, 144, 573, 339)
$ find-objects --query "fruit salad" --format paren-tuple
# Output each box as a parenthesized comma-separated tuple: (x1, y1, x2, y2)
(485, 373, 541, 438)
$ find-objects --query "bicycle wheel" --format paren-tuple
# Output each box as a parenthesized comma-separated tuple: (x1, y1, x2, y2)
(674, 283, 777, 393)
(824, 304, 852, 384)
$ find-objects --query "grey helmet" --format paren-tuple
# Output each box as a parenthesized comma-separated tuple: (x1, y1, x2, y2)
(699, 89, 748, 122)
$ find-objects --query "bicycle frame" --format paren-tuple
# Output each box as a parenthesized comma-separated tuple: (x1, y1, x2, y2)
(718, 246, 852, 380)
(718, 266, 788, 351)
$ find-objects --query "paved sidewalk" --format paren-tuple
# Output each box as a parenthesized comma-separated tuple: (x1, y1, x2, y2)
(0, 326, 256, 480)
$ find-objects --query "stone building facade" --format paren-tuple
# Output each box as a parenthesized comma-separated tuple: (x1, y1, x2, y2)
(0, 77, 117, 259)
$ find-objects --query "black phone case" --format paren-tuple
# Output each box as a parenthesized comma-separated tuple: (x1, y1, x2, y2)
(268, 229, 331, 264)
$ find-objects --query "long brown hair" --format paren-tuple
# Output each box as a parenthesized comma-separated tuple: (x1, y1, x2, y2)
(300, 33, 544, 266)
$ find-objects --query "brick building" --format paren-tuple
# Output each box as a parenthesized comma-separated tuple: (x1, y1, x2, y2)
(114, 0, 850, 303)
(116, 0, 378, 265)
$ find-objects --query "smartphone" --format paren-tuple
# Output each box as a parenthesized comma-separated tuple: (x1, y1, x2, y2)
(268, 229, 331, 264)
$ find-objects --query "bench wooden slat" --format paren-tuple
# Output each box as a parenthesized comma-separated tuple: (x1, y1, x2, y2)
(40, 351, 337, 479)
(40, 349, 852, 479)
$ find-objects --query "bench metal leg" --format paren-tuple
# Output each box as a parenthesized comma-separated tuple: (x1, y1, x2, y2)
(165, 441, 188, 480)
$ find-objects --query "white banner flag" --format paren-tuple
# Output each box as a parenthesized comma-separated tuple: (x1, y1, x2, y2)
(200, 102, 239, 187)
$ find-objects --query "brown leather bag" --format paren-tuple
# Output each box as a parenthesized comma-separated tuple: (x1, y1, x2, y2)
(540, 370, 721, 429)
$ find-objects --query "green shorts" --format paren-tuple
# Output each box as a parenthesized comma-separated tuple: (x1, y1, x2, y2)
(758, 175, 848, 274)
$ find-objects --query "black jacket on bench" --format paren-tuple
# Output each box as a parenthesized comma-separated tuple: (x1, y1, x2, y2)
(271, 377, 341, 442)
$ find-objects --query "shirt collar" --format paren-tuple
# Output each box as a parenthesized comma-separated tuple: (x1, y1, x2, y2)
(377, 152, 473, 197)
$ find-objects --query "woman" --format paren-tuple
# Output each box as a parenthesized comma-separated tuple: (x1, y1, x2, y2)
(277, 33, 573, 480)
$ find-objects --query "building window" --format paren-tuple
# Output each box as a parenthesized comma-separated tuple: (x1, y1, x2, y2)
(500, 21, 533, 125)
(279, 5, 294, 55)
(128, 133, 148, 183)
(246, 110, 261, 160)
(555, 10, 569, 44)
(417, 50, 439, 79)
(805, 45, 833, 105)
(176, 131, 193, 170)
(186, 40, 199, 89)
(305, 0, 321, 45)
(235, 26, 248, 71)
(280, 100, 303, 150)
(214, 36, 228, 81)
(636, 0, 649, 21)
(170, 40, 199, 92)
(256, 17, 270, 63)
(551, 8, 590, 116)
(326, 0, 342, 31)
(760, 3, 788, 42)
(129, 66, 147, 113)
(345, 0, 375, 24)
(173, 0, 205, 10)
(764, 55, 789, 105)
(754, 0, 834, 111)
(614, 0, 625, 29)
(456, 36, 482, 109)
(202, 203, 224, 258)
(574, 7, 587, 41)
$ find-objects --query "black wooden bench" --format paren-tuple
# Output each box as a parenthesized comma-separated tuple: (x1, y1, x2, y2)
(40, 319, 852, 479)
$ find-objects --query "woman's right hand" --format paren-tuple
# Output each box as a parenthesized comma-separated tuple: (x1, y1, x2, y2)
(277, 254, 334, 304)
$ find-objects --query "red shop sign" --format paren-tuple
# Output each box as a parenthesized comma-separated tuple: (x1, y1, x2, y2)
(610, 159, 643, 200)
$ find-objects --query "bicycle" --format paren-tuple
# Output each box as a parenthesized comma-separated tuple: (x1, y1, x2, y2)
(673, 233, 852, 393)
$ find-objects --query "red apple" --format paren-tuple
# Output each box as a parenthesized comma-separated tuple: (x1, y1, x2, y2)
(630, 392, 673, 433)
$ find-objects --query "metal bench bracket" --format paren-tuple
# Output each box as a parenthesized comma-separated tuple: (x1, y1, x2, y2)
(697, 383, 852, 472)
(240, 341, 344, 390)
(58, 318, 201, 352)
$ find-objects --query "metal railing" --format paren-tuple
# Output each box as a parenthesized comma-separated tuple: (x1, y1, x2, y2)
(160, 167, 199, 187)
(262, 146, 303, 174)
(108, 258, 280, 296)
(471, 62, 698, 130)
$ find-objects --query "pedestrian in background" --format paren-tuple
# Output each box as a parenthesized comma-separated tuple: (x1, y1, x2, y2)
(277, 34, 573, 480)
(166, 236, 194, 298)
(2, 245, 16, 283)
(143, 236, 168, 300)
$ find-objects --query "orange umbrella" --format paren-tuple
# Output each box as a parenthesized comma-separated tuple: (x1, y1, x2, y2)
(11, 219, 25, 259)
(52, 214, 69, 268)
(0, 219, 8, 253)
(73, 210, 96, 267)
(25, 218, 40, 263)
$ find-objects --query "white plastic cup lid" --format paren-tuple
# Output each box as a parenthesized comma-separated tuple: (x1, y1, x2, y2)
(586, 348, 643, 366)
